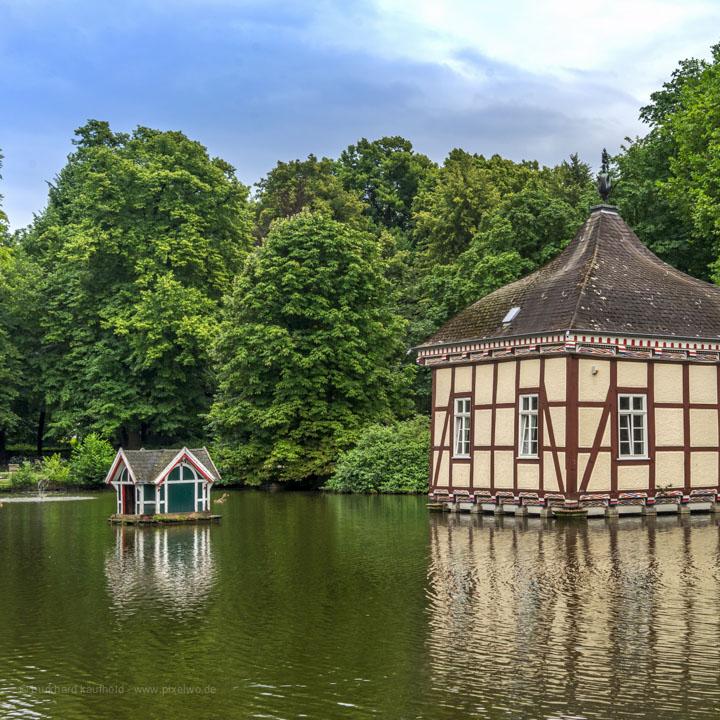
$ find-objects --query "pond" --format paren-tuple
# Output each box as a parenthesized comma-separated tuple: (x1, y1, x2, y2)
(1, 491, 720, 719)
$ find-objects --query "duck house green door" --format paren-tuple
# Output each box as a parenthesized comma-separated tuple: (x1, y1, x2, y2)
(167, 482, 195, 513)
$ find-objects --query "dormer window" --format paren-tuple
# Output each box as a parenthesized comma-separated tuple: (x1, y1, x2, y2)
(502, 306, 521, 324)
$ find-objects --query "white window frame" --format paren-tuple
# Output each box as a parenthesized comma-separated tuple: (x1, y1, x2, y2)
(618, 393, 648, 458)
(518, 394, 539, 458)
(453, 397, 471, 458)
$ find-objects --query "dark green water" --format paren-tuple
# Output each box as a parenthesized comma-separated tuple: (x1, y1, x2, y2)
(1, 491, 720, 719)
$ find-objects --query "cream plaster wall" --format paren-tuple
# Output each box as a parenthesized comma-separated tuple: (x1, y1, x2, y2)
(494, 408, 515, 446)
(543, 452, 561, 492)
(690, 452, 717, 488)
(577, 453, 590, 489)
(654, 408, 684, 447)
(452, 462, 470, 488)
(454, 365, 473, 394)
(433, 411, 447, 446)
(617, 463, 649, 491)
(494, 451, 514, 488)
(544, 358, 566, 402)
(517, 463, 539, 489)
(519, 358, 540, 388)
(655, 451, 684, 489)
(496, 361, 516, 403)
(436, 450, 449, 486)
(690, 409, 717, 447)
(654, 363, 683, 403)
(689, 364, 717, 404)
(436, 368, 452, 407)
(578, 407, 607, 448)
(579, 359, 610, 401)
(617, 361, 647, 388)
(473, 451, 491, 486)
(585, 453, 611, 492)
(474, 409, 492, 446)
(549, 407, 566, 447)
(475, 363, 494, 404)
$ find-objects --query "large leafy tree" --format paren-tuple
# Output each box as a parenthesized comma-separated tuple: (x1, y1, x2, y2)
(254, 154, 365, 237)
(659, 45, 720, 282)
(0, 152, 37, 453)
(210, 210, 412, 485)
(23, 121, 253, 446)
(0, 248, 22, 453)
(411, 151, 564, 261)
(0, 149, 7, 241)
(407, 150, 592, 331)
(338, 136, 435, 230)
(0, 152, 16, 450)
(613, 54, 711, 279)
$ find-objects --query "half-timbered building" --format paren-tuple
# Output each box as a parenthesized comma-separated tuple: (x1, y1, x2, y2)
(417, 203, 720, 514)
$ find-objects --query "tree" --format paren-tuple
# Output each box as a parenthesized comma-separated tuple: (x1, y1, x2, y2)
(254, 154, 365, 237)
(22, 121, 253, 446)
(613, 49, 713, 279)
(209, 210, 413, 485)
(0, 152, 24, 454)
(411, 150, 552, 262)
(338, 136, 435, 230)
(0, 246, 22, 453)
(476, 181, 585, 265)
(0, 149, 8, 242)
(658, 45, 720, 282)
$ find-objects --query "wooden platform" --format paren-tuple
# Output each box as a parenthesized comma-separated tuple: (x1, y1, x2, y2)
(109, 512, 221, 525)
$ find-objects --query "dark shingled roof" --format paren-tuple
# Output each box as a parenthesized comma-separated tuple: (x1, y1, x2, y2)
(123, 447, 220, 483)
(418, 205, 720, 348)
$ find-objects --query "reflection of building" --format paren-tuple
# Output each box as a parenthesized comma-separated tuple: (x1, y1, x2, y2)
(426, 514, 720, 715)
(105, 524, 215, 614)
(416, 203, 720, 512)
(105, 447, 220, 519)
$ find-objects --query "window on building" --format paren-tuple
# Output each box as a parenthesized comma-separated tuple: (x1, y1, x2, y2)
(453, 397, 471, 457)
(618, 394, 647, 457)
(518, 394, 539, 457)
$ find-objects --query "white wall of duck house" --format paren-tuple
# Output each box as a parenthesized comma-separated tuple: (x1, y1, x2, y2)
(114, 462, 211, 514)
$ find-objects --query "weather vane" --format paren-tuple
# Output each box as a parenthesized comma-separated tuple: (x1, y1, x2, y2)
(597, 148, 612, 202)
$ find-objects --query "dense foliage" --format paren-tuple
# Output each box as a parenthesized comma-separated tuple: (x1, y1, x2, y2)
(324, 416, 430, 493)
(613, 44, 720, 281)
(210, 211, 412, 484)
(2, 43, 719, 490)
(69, 433, 116, 486)
(9, 434, 114, 488)
(19, 121, 253, 447)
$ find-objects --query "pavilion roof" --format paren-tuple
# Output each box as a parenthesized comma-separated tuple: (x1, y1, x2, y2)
(418, 205, 720, 349)
(117, 447, 220, 483)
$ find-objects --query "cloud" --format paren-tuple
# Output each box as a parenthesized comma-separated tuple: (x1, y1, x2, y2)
(0, 0, 719, 229)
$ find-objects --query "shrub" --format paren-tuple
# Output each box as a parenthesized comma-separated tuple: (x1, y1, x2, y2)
(325, 416, 429, 494)
(42, 454, 70, 486)
(10, 460, 42, 488)
(69, 433, 116, 486)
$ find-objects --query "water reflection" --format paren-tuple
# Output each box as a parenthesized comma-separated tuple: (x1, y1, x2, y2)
(105, 525, 216, 617)
(426, 514, 720, 720)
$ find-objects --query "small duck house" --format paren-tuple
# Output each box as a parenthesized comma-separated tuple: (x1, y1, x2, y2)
(416, 203, 720, 516)
(105, 447, 220, 521)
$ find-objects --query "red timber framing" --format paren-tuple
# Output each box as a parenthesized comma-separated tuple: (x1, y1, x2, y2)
(565, 355, 579, 497)
(429, 352, 720, 499)
(431, 353, 568, 498)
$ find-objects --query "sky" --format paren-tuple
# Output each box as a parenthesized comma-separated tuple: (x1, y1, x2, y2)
(1, 0, 719, 229)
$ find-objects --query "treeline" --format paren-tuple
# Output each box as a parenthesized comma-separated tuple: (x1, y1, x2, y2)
(1, 44, 719, 487)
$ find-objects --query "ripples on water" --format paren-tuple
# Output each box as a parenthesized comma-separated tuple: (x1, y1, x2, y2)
(426, 513, 720, 720)
(1, 492, 720, 719)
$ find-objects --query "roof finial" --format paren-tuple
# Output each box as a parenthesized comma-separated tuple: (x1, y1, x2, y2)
(596, 148, 612, 202)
